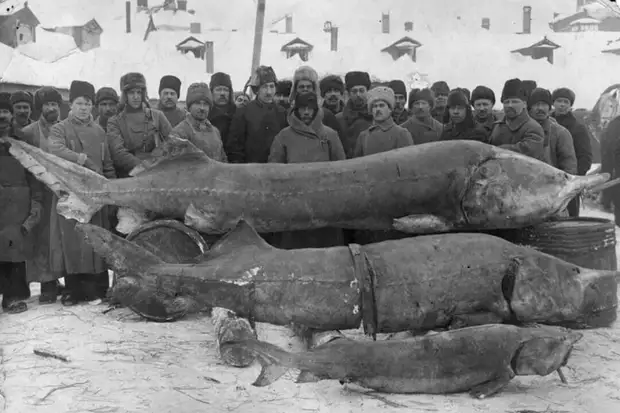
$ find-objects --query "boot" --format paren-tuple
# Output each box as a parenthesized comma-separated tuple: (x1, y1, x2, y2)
(39, 281, 58, 304)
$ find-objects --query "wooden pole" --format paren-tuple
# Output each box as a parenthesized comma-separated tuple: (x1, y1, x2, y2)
(250, 0, 266, 76)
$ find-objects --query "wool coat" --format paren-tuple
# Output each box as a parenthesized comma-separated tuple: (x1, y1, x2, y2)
(209, 102, 236, 155)
(353, 117, 413, 158)
(172, 114, 228, 161)
(488, 109, 546, 161)
(158, 104, 187, 128)
(335, 101, 374, 158)
(539, 118, 578, 174)
(551, 111, 592, 176)
(400, 116, 443, 145)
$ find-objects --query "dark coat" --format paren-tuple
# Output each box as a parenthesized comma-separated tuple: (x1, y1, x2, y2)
(401, 116, 444, 145)
(540, 118, 577, 174)
(208, 102, 236, 156)
(335, 101, 373, 158)
(226, 99, 288, 163)
(552, 111, 593, 176)
(172, 114, 227, 161)
(353, 118, 413, 158)
(322, 107, 343, 140)
(488, 110, 546, 161)
(475, 114, 498, 141)
(440, 108, 488, 143)
(158, 103, 187, 128)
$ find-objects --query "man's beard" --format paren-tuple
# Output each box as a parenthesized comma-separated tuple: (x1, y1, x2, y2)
(0, 118, 10, 129)
(43, 110, 59, 123)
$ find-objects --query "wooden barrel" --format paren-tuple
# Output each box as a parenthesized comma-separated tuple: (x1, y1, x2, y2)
(506, 217, 617, 271)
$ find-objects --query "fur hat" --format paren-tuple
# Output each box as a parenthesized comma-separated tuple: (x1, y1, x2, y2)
(249, 65, 277, 89)
(120, 72, 147, 92)
(388, 80, 407, 97)
(447, 89, 470, 108)
(319, 75, 345, 96)
(521, 80, 537, 101)
(276, 80, 292, 96)
(10, 91, 33, 107)
(471, 85, 496, 105)
(96, 87, 119, 105)
(408, 88, 434, 108)
(528, 87, 553, 109)
(69, 80, 95, 103)
(0, 92, 13, 113)
(551, 87, 576, 106)
(186, 82, 212, 108)
(293, 91, 319, 111)
(431, 81, 450, 95)
(158, 75, 182, 96)
(459, 87, 471, 102)
(345, 71, 371, 91)
(34, 86, 63, 110)
(367, 86, 395, 111)
(209, 72, 233, 91)
(289, 65, 320, 102)
(501, 78, 528, 102)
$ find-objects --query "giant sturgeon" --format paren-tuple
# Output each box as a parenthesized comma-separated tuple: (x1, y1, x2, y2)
(2, 136, 610, 235)
(77, 221, 618, 331)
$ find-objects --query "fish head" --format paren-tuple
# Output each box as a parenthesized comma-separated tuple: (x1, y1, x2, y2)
(461, 150, 609, 228)
(511, 325, 582, 377)
(507, 254, 618, 328)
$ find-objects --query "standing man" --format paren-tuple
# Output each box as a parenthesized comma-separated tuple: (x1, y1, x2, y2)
(471, 85, 497, 139)
(208, 72, 237, 151)
(158, 75, 186, 127)
(320, 75, 345, 115)
(335, 71, 373, 158)
(401, 88, 443, 145)
(489, 78, 545, 161)
(387, 79, 409, 124)
(95, 87, 119, 132)
(551, 87, 593, 217)
(274, 80, 292, 110)
(107, 72, 173, 177)
(430, 81, 450, 123)
(10, 90, 34, 130)
(440, 89, 488, 142)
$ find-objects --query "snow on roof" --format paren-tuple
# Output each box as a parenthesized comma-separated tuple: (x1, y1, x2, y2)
(570, 17, 601, 26)
(0, 42, 15, 75)
(17, 27, 78, 62)
(0, 0, 25, 16)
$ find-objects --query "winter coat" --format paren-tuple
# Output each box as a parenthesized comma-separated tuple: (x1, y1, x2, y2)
(335, 101, 374, 158)
(353, 118, 414, 158)
(474, 115, 498, 141)
(107, 106, 173, 177)
(601, 116, 620, 206)
(440, 108, 489, 143)
(322, 107, 343, 140)
(552, 111, 593, 176)
(0, 128, 43, 262)
(400, 116, 444, 145)
(47, 114, 116, 275)
(393, 108, 410, 125)
(539, 118, 577, 174)
(208, 103, 236, 154)
(172, 114, 227, 161)
(20, 118, 61, 282)
(430, 106, 445, 123)
(488, 109, 545, 161)
(268, 110, 346, 249)
(159, 103, 187, 128)
(226, 99, 288, 163)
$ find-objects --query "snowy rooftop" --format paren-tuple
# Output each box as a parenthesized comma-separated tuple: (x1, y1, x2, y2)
(16, 27, 78, 62)
(570, 18, 602, 26)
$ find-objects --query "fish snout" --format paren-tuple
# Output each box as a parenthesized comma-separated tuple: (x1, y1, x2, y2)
(575, 270, 618, 328)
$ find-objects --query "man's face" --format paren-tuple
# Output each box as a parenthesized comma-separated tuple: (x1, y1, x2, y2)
(13, 102, 31, 124)
(412, 100, 431, 118)
(449, 106, 467, 124)
(394, 94, 406, 113)
(473, 99, 493, 120)
(159, 89, 178, 109)
(235, 94, 249, 108)
(530, 101, 550, 122)
(0, 108, 12, 129)
(324, 88, 342, 107)
(371, 100, 391, 122)
(41, 101, 60, 123)
(71, 96, 93, 120)
(349, 85, 368, 106)
(296, 80, 314, 96)
(435, 92, 448, 108)
(127, 88, 143, 109)
(213, 86, 230, 107)
(98, 99, 118, 119)
(297, 106, 315, 125)
(189, 100, 210, 121)
(257, 82, 276, 103)
(553, 98, 572, 116)
(274, 94, 289, 107)
(502, 98, 525, 120)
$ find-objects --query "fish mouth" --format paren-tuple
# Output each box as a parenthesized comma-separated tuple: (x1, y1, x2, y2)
(551, 304, 618, 329)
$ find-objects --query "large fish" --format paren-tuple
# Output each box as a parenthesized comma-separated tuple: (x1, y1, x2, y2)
(1, 136, 610, 235)
(76, 221, 618, 331)
(222, 324, 583, 398)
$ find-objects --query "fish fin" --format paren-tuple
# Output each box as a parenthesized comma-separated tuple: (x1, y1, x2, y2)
(296, 370, 321, 383)
(129, 135, 210, 177)
(392, 214, 453, 234)
(204, 220, 274, 259)
(3, 137, 107, 223)
(76, 223, 165, 276)
(469, 370, 514, 399)
(184, 203, 227, 234)
(220, 339, 292, 386)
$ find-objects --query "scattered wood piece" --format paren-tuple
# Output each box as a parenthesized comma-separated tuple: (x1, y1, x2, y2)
(342, 385, 410, 409)
(212, 307, 257, 367)
(557, 368, 567, 384)
(33, 348, 70, 363)
(37, 381, 88, 403)
(203, 376, 221, 384)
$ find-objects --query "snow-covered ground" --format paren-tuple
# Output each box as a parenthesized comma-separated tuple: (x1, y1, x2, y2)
(1, 205, 620, 413)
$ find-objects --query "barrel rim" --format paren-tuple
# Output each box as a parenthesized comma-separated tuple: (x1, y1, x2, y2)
(126, 219, 209, 254)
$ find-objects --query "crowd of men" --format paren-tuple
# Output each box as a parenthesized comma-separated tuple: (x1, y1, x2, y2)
(0, 63, 595, 315)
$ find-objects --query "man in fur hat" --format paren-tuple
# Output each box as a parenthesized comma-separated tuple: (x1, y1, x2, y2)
(0, 92, 43, 313)
(528, 87, 577, 178)
(227, 66, 287, 164)
(10, 90, 34, 130)
(335, 71, 374, 158)
(430, 81, 450, 122)
(401, 88, 443, 145)
(471, 85, 497, 138)
(320, 75, 345, 115)
(21, 86, 65, 303)
(172, 82, 227, 161)
(95, 87, 119, 132)
(551, 87, 592, 217)
(157, 75, 185, 127)
(274, 80, 292, 110)
(208, 72, 237, 154)
(440, 89, 488, 142)
(520, 80, 538, 103)
(107, 72, 173, 177)
(387, 79, 409, 124)
(488, 78, 545, 161)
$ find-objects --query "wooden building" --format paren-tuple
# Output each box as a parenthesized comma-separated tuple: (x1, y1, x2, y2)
(280, 37, 313, 62)
(0, 3, 39, 48)
(381, 36, 422, 62)
(511, 37, 561, 65)
(47, 18, 103, 52)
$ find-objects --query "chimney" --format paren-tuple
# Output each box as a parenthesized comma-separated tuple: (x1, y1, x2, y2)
(404, 21, 413, 32)
(381, 13, 390, 34)
(177, 0, 187, 11)
(285, 14, 293, 33)
(205, 41, 214, 74)
(190, 22, 201, 33)
(330, 26, 338, 51)
(577, 0, 585, 11)
(523, 6, 531, 34)
(481, 17, 490, 30)
(164, 0, 175, 10)
(137, 0, 148, 10)
(125, 1, 131, 33)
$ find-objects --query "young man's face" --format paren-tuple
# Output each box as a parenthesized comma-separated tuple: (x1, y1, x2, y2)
(297, 106, 315, 125)
(257, 83, 276, 103)
(98, 100, 118, 119)
(394, 94, 406, 112)
(213, 86, 230, 107)
(529, 101, 550, 122)
(553, 98, 571, 115)
(324, 88, 342, 107)
(473, 99, 493, 120)
(296, 80, 314, 95)
(371, 100, 391, 122)
(13, 102, 31, 123)
(449, 106, 467, 124)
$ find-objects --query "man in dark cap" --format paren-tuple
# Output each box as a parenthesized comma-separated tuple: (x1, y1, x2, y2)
(387, 79, 409, 124)
(430, 81, 450, 122)
(401, 88, 443, 145)
(274, 80, 292, 110)
(551, 87, 592, 217)
(320, 75, 345, 115)
(158, 75, 186, 127)
(208, 72, 237, 153)
(471, 85, 497, 138)
(440, 89, 488, 142)
(95, 87, 119, 132)
(335, 70, 373, 158)
(488, 78, 545, 160)
(10, 90, 34, 130)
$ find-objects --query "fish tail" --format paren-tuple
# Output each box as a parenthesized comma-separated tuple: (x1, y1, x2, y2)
(220, 339, 293, 386)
